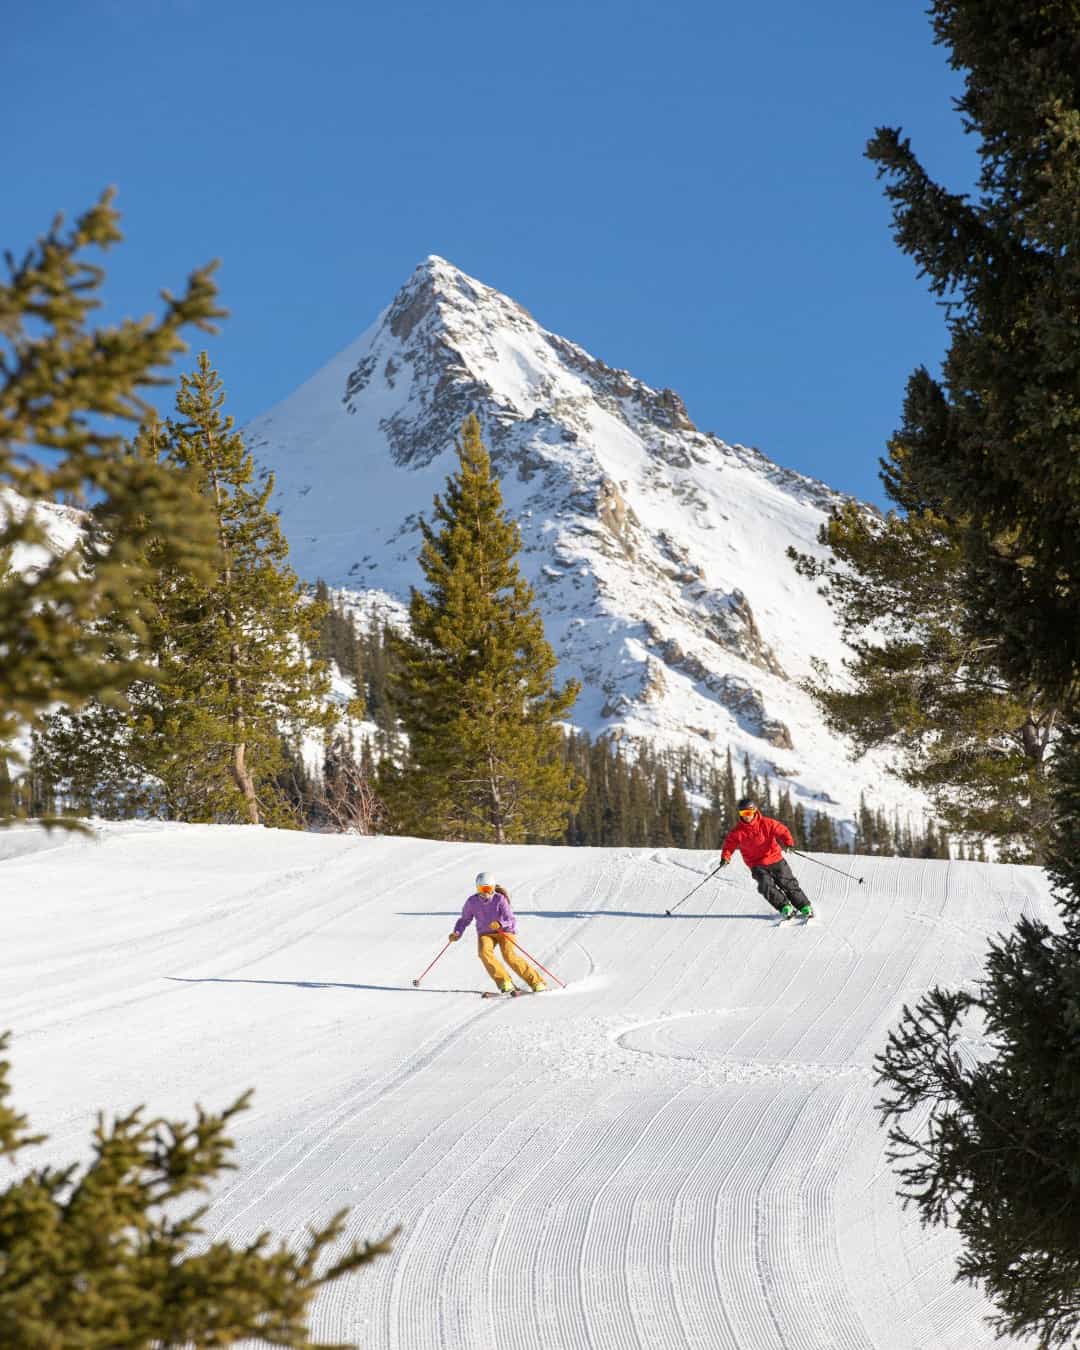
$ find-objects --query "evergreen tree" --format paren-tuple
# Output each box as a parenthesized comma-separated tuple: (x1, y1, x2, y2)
(791, 497, 1056, 861)
(0, 194, 223, 825)
(626, 749, 652, 847)
(34, 358, 335, 825)
(855, 794, 873, 855)
(611, 743, 633, 845)
(30, 703, 148, 820)
(313, 581, 365, 698)
(918, 819, 950, 860)
(361, 620, 398, 731)
(791, 803, 807, 851)
(807, 811, 837, 853)
(0, 1032, 391, 1347)
(668, 777, 693, 848)
(721, 748, 737, 822)
(157, 356, 334, 821)
(385, 415, 581, 842)
(651, 766, 673, 847)
(776, 788, 799, 845)
(740, 753, 757, 804)
(864, 6, 1080, 1343)
(313, 580, 332, 657)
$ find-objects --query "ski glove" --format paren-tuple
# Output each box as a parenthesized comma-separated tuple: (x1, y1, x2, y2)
(719, 857, 731, 867)
(448, 932, 460, 942)
(489, 921, 502, 931)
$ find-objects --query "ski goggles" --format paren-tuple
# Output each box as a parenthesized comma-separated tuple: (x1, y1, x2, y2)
(738, 808, 759, 819)
(477, 884, 495, 894)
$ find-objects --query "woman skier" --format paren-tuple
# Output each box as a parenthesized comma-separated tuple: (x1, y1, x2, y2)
(720, 797, 814, 919)
(449, 872, 547, 994)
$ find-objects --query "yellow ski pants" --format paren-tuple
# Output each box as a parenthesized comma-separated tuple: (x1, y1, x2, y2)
(477, 932, 542, 990)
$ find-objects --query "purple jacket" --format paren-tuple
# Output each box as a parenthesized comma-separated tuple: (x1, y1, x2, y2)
(453, 891, 516, 937)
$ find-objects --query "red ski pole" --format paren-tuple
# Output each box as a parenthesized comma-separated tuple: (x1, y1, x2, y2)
(412, 941, 452, 987)
(505, 935, 566, 988)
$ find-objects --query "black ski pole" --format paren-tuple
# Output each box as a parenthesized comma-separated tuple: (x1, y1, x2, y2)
(789, 847, 864, 885)
(665, 858, 735, 916)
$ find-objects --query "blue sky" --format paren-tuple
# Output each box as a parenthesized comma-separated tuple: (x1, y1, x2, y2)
(7, 0, 975, 506)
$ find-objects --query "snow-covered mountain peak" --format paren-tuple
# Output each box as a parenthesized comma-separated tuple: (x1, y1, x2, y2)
(397, 253, 514, 316)
(245, 262, 921, 837)
(335, 254, 707, 475)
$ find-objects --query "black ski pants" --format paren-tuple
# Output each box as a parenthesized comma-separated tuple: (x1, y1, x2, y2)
(751, 858, 809, 913)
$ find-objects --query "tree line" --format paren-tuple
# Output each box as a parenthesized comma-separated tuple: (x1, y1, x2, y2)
(559, 734, 948, 857)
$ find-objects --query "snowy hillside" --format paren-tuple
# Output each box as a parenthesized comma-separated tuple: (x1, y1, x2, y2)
(2, 822, 1050, 1349)
(245, 258, 923, 837)
(0, 487, 86, 575)
(0, 490, 92, 772)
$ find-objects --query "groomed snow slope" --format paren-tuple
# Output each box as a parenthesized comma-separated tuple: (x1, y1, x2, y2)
(2, 823, 1047, 1349)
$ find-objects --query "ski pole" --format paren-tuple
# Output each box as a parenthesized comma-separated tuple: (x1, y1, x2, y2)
(789, 848, 864, 885)
(505, 935, 566, 988)
(412, 941, 452, 987)
(665, 857, 736, 917)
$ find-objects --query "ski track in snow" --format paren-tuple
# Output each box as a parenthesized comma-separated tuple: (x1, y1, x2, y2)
(1, 823, 1051, 1349)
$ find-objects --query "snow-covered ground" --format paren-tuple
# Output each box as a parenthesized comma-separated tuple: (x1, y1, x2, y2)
(2, 822, 1047, 1349)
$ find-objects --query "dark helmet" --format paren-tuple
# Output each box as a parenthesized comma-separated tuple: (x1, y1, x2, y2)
(736, 797, 759, 817)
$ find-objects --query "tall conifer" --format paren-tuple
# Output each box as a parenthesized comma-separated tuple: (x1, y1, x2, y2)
(147, 355, 334, 822)
(862, 5, 1080, 1341)
(668, 778, 693, 847)
(386, 416, 581, 842)
(790, 494, 1057, 860)
(35, 357, 334, 824)
(0, 195, 222, 823)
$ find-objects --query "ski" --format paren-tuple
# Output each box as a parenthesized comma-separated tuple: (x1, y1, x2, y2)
(481, 988, 540, 998)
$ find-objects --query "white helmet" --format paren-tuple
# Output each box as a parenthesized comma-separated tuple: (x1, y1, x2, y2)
(475, 871, 497, 891)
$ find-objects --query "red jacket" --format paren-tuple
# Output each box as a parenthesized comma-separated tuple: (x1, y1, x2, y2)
(721, 813, 794, 868)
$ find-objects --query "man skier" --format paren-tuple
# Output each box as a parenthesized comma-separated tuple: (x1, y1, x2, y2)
(449, 872, 547, 994)
(720, 798, 813, 919)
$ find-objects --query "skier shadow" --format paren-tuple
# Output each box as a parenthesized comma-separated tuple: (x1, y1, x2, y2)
(397, 910, 774, 922)
(166, 977, 478, 995)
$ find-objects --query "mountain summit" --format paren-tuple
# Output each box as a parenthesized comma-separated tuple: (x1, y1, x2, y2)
(245, 260, 918, 833)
